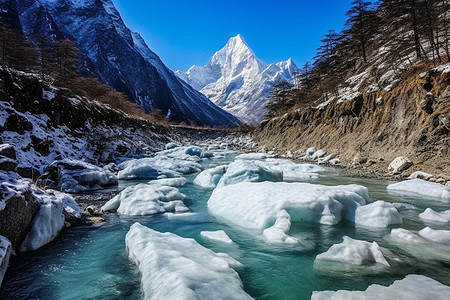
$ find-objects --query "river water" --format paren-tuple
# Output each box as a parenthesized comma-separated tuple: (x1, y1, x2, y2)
(1, 151, 449, 299)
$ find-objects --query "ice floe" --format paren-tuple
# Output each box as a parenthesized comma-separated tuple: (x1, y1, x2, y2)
(125, 223, 252, 300)
(355, 201, 402, 227)
(200, 230, 234, 244)
(418, 227, 450, 243)
(235, 152, 268, 160)
(101, 183, 187, 216)
(148, 177, 187, 187)
(419, 208, 450, 223)
(259, 158, 324, 181)
(312, 274, 450, 299)
(208, 182, 371, 243)
(194, 165, 228, 188)
(217, 160, 282, 187)
(387, 179, 450, 200)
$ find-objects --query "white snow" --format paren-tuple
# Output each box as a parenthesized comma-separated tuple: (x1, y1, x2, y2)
(311, 150, 326, 159)
(42, 89, 55, 101)
(387, 179, 450, 200)
(176, 34, 300, 124)
(101, 183, 187, 216)
(315, 236, 390, 267)
(193, 165, 228, 188)
(148, 177, 187, 187)
(125, 223, 253, 300)
(217, 160, 283, 187)
(208, 182, 371, 243)
(258, 158, 324, 181)
(235, 153, 268, 160)
(418, 227, 450, 243)
(355, 201, 402, 227)
(311, 274, 450, 300)
(419, 208, 450, 223)
(200, 230, 234, 244)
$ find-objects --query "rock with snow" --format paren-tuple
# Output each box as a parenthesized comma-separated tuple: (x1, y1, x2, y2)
(200, 230, 234, 244)
(217, 160, 282, 187)
(311, 150, 326, 160)
(355, 201, 402, 227)
(315, 236, 390, 272)
(0, 144, 16, 160)
(387, 179, 450, 200)
(0, 235, 12, 287)
(41, 159, 118, 193)
(208, 182, 371, 243)
(408, 171, 433, 180)
(311, 275, 450, 300)
(388, 156, 413, 173)
(101, 183, 187, 216)
(194, 165, 228, 188)
(125, 223, 252, 300)
(418, 227, 450, 243)
(0, 144, 18, 172)
(329, 158, 341, 165)
(419, 208, 450, 223)
(176, 34, 300, 124)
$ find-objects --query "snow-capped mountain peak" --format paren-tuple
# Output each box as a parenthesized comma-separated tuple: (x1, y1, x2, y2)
(176, 35, 300, 124)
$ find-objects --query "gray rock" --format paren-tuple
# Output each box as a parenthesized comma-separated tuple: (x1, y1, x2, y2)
(388, 156, 413, 174)
(0, 144, 16, 160)
(0, 157, 17, 172)
(0, 235, 12, 287)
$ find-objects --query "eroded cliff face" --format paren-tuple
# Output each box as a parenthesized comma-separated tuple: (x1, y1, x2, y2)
(254, 68, 450, 178)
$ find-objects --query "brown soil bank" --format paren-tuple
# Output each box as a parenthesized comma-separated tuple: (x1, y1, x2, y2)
(253, 67, 450, 180)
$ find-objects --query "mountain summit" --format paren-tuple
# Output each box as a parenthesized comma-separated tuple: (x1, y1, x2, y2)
(176, 34, 300, 124)
(2, 0, 240, 127)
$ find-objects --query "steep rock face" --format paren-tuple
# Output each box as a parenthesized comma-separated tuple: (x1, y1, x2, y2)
(254, 68, 450, 177)
(176, 34, 300, 125)
(3, 0, 240, 127)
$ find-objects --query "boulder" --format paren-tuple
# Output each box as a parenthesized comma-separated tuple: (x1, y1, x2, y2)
(0, 235, 12, 287)
(0, 157, 17, 172)
(0, 144, 16, 160)
(388, 156, 413, 173)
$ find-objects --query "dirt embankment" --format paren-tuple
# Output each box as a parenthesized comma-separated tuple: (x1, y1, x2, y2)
(253, 69, 450, 180)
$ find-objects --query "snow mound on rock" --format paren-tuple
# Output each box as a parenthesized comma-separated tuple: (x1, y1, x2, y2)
(387, 179, 450, 200)
(355, 201, 402, 227)
(312, 274, 450, 300)
(125, 223, 252, 300)
(101, 183, 187, 216)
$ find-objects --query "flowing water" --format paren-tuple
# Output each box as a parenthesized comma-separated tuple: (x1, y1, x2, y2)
(1, 152, 450, 299)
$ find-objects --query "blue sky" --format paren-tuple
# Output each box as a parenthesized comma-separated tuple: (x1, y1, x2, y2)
(114, 0, 353, 71)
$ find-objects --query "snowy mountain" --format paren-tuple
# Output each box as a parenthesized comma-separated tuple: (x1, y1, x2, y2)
(1, 0, 240, 127)
(176, 34, 300, 124)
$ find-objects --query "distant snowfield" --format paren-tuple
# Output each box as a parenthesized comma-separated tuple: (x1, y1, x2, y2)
(176, 34, 300, 124)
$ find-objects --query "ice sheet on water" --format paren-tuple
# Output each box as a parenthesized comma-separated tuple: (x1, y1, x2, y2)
(101, 183, 187, 216)
(217, 160, 282, 187)
(125, 223, 253, 300)
(194, 165, 228, 188)
(387, 179, 450, 200)
(208, 182, 371, 243)
(355, 201, 402, 228)
(311, 274, 450, 299)
(148, 177, 187, 187)
(418, 227, 450, 243)
(201, 230, 234, 244)
(235, 152, 268, 160)
(259, 158, 324, 181)
(419, 208, 450, 223)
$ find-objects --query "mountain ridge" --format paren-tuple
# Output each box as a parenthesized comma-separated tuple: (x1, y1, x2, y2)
(176, 34, 300, 125)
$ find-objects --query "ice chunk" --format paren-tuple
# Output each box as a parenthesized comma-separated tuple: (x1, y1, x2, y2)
(148, 177, 187, 187)
(42, 159, 118, 193)
(408, 171, 433, 180)
(311, 149, 326, 159)
(217, 160, 282, 187)
(311, 274, 450, 299)
(259, 158, 324, 180)
(387, 179, 450, 200)
(418, 227, 450, 243)
(306, 147, 316, 156)
(315, 236, 389, 267)
(101, 183, 187, 216)
(419, 208, 450, 223)
(262, 210, 300, 244)
(0, 235, 12, 287)
(208, 182, 371, 236)
(235, 152, 267, 160)
(355, 201, 402, 227)
(201, 230, 234, 244)
(125, 223, 253, 300)
(165, 142, 181, 150)
(194, 165, 228, 188)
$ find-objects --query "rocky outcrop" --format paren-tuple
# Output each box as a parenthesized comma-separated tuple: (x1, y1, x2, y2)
(0, 235, 12, 287)
(254, 68, 450, 179)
